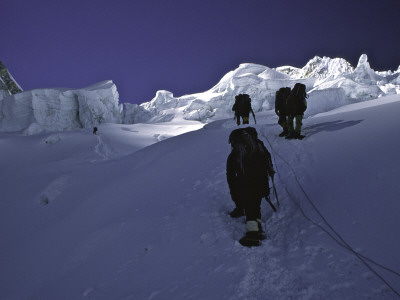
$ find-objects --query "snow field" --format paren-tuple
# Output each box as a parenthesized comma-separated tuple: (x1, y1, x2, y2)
(1, 96, 400, 299)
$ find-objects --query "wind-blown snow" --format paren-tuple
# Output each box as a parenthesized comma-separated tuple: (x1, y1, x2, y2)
(1, 95, 400, 299)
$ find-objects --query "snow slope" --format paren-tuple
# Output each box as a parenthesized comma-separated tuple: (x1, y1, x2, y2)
(1, 95, 400, 299)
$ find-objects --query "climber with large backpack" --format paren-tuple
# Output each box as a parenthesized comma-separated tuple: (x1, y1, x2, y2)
(275, 87, 292, 137)
(285, 83, 308, 139)
(232, 94, 256, 126)
(226, 127, 276, 247)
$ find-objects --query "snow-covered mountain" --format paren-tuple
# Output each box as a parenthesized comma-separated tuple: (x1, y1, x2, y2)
(1, 95, 400, 299)
(1, 54, 399, 132)
(0, 61, 22, 100)
(277, 56, 354, 80)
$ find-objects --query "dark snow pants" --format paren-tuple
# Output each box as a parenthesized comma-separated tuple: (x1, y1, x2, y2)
(278, 115, 288, 130)
(244, 196, 262, 221)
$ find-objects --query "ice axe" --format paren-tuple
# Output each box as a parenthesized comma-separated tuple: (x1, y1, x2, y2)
(265, 195, 277, 212)
(264, 176, 280, 212)
(271, 176, 280, 207)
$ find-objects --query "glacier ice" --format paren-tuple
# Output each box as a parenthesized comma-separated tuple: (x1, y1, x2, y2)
(1, 54, 399, 132)
(123, 54, 399, 124)
(0, 80, 122, 132)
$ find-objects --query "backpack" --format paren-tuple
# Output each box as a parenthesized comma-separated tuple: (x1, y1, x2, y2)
(292, 83, 307, 98)
(275, 87, 291, 114)
(228, 127, 273, 197)
(233, 94, 252, 115)
(286, 83, 308, 116)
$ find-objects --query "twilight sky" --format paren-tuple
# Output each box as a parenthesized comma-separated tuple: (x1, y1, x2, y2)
(1, 0, 399, 105)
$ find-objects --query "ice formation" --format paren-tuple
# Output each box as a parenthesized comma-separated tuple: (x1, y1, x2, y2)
(1, 54, 399, 132)
(0, 80, 122, 132)
(123, 54, 400, 124)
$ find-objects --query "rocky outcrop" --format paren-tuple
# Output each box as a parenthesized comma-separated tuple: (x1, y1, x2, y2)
(0, 61, 22, 100)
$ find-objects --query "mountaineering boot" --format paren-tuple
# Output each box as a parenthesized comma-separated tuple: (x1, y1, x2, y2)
(239, 231, 261, 247)
(229, 207, 245, 218)
(278, 129, 289, 137)
(292, 130, 305, 140)
(285, 131, 297, 139)
(239, 220, 263, 247)
(257, 219, 266, 240)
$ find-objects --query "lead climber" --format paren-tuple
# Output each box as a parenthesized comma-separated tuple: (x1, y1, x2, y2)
(232, 94, 256, 125)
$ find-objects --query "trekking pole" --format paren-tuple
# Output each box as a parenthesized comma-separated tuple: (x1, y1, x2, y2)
(271, 176, 280, 207)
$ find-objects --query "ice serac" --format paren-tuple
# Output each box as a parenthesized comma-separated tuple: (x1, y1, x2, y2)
(128, 63, 321, 123)
(3, 54, 400, 130)
(127, 90, 193, 123)
(351, 54, 382, 84)
(301, 56, 354, 80)
(0, 80, 122, 132)
(126, 55, 399, 124)
(311, 54, 400, 100)
(305, 88, 347, 117)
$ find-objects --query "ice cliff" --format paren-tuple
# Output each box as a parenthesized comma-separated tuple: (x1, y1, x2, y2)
(0, 80, 122, 133)
(1, 54, 399, 132)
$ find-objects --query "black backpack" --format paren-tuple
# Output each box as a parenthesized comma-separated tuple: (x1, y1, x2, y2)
(233, 94, 251, 115)
(228, 127, 273, 197)
(286, 83, 308, 116)
(275, 87, 291, 114)
(292, 83, 307, 98)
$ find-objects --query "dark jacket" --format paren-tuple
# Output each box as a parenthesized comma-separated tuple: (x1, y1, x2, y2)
(226, 139, 274, 207)
(232, 94, 255, 117)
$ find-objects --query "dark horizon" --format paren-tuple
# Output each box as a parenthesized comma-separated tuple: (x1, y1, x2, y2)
(2, 0, 399, 105)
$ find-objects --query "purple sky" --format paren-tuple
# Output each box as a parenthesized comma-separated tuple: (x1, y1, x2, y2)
(1, 0, 399, 105)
